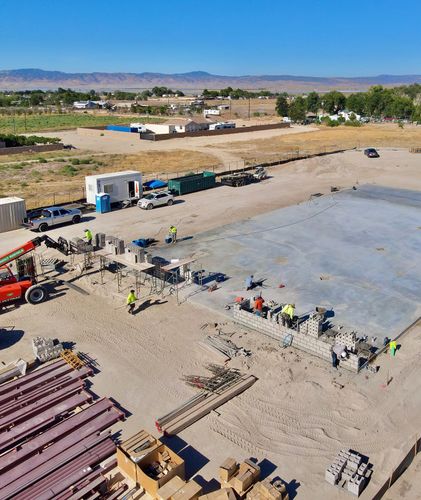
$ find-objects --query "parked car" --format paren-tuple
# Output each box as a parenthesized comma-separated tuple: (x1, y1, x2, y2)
(364, 148, 380, 158)
(23, 206, 82, 232)
(137, 191, 174, 210)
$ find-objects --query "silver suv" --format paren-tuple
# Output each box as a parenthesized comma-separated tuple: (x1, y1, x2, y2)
(24, 206, 82, 232)
(137, 191, 174, 210)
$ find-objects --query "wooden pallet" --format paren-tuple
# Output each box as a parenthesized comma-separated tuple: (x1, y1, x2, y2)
(60, 349, 84, 370)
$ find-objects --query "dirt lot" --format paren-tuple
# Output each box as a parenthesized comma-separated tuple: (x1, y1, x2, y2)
(1, 149, 421, 498)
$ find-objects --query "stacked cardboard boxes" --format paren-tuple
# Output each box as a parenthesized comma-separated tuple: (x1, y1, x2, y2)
(246, 479, 288, 500)
(219, 458, 260, 497)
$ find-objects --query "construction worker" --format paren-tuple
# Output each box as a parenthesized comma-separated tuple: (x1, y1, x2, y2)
(254, 295, 265, 316)
(127, 289, 137, 314)
(245, 275, 254, 291)
(389, 340, 397, 356)
(281, 303, 295, 328)
(169, 225, 177, 244)
(84, 228, 93, 246)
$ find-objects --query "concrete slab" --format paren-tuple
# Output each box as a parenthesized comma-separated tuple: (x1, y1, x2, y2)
(157, 185, 421, 346)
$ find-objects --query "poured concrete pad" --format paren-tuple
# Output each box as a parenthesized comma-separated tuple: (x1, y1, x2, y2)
(158, 185, 421, 345)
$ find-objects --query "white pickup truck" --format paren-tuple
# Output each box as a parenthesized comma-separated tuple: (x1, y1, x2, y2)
(24, 206, 82, 232)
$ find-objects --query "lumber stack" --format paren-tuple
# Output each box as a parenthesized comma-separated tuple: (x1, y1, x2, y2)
(156, 374, 257, 435)
(0, 358, 124, 500)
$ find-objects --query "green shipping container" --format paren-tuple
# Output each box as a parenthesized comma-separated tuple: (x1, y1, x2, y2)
(168, 171, 216, 195)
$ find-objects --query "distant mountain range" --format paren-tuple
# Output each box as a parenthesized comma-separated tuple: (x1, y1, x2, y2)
(1, 68, 421, 92)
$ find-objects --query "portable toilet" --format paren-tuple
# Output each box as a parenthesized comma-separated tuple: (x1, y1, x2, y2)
(95, 193, 111, 213)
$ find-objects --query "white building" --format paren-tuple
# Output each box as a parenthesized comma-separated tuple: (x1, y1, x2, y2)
(319, 110, 361, 122)
(73, 100, 98, 110)
(203, 109, 221, 117)
(85, 171, 142, 205)
(144, 118, 213, 135)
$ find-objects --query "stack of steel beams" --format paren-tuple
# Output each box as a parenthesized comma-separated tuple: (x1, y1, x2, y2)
(0, 358, 125, 500)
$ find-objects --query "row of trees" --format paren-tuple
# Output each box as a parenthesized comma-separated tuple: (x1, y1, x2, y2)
(203, 87, 273, 100)
(276, 85, 421, 122)
(0, 134, 61, 147)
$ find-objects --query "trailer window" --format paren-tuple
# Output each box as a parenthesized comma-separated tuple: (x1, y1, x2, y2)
(103, 184, 113, 194)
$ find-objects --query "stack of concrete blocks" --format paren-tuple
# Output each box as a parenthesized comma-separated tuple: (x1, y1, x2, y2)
(105, 236, 125, 255)
(325, 449, 372, 497)
(299, 313, 323, 338)
(335, 330, 357, 351)
(125, 243, 145, 265)
(233, 305, 361, 372)
(32, 336, 63, 363)
(96, 232, 106, 248)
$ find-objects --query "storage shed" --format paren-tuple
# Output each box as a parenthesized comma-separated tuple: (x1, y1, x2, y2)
(0, 197, 26, 233)
(168, 171, 216, 195)
(85, 171, 142, 205)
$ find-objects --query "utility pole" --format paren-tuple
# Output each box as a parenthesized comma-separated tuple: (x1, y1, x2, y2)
(248, 97, 251, 120)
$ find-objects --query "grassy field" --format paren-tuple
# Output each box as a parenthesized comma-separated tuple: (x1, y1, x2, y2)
(217, 123, 421, 161)
(0, 113, 164, 134)
(0, 149, 220, 208)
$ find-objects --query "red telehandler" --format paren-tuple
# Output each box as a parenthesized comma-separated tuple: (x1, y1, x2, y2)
(0, 235, 71, 307)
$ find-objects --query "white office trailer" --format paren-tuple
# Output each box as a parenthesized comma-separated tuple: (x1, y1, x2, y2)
(0, 197, 26, 233)
(85, 171, 142, 205)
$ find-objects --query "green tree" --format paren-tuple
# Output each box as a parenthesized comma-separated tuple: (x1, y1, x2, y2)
(322, 91, 346, 114)
(275, 95, 289, 116)
(346, 93, 366, 115)
(306, 91, 320, 113)
(288, 96, 306, 122)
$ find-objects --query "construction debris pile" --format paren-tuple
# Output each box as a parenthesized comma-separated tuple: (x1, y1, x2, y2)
(156, 365, 256, 435)
(32, 336, 63, 362)
(0, 358, 124, 499)
(325, 449, 373, 497)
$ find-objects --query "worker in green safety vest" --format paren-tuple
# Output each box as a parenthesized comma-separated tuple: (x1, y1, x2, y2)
(169, 225, 177, 244)
(281, 303, 295, 328)
(84, 229, 93, 245)
(127, 289, 138, 314)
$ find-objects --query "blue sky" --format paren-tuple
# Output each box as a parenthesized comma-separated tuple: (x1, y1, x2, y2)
(1, 0, 420, 76)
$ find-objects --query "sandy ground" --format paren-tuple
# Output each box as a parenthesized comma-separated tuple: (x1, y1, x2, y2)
(1, 149, 421, 498)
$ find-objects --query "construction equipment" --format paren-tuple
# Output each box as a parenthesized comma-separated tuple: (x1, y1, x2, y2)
(0, 235, 71, 307)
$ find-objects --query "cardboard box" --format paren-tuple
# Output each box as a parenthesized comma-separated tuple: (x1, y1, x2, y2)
(199, 488, 236, 500)
(219, 458, 238, 482)
(117, 446, 138, 482)
(171, 479, 203, 500)
(231, 470, 255, 495)
(136, 443, 185, 496)
(157, 475, 186, 500)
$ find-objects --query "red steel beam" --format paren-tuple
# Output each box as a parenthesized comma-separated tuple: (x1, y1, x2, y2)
(0, 391, 92, 452)
(0, 381, 84, 430)
(15, 439, 116, 500)
(0, 360, 68, 396)
(0, 365, 91, 409)
(0, 398, 122, 472)
(0, 432, 110, 491)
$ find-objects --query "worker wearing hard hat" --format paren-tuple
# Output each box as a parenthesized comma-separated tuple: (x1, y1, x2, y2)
(84, 228, 93, 246)
(127, 289, 138, 315)
(169, 225, 177, 244)
(281, 303, 295, 328)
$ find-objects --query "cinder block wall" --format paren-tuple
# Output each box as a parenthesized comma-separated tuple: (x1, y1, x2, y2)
(233, 306, 360, 372)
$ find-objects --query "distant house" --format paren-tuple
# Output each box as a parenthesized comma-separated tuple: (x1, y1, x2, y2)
(144, 118, 214, 135)
(73, 100, 98, 110)
(203, 109, 221, 117)
(319, 110, 361, 122)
